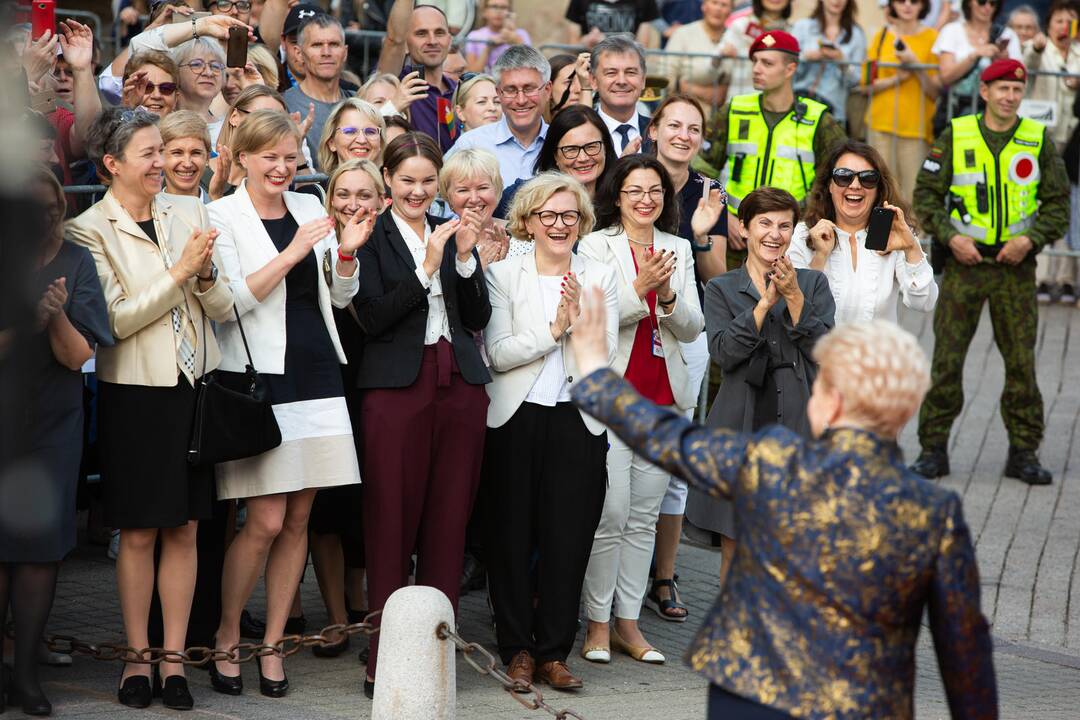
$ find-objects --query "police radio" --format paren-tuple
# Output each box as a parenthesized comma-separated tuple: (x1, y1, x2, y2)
(791, 101, 810, 198)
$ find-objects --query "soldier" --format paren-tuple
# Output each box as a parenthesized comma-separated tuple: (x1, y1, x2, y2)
(701, 29, 846, 266)
(911, 58, 1069, 485)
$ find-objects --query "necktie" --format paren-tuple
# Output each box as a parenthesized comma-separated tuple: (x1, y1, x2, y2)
(615, 123, 634, 153)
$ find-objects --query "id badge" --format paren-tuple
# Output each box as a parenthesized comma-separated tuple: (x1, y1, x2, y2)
(651, 327, 664, 358)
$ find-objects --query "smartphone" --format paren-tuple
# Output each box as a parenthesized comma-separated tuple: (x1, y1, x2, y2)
(31, 0, 55, 40)
(820, 40, 836, 50)
(403, 60, 427, 82)
(894, 38, 906, 52)
(226, 25, 249, 68)
(866, 206, 894, 252)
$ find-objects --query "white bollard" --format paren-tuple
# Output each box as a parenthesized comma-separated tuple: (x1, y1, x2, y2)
(371, 585, 456, 720)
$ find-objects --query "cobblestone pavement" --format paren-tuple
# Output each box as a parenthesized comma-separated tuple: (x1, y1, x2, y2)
(11, 305, 1080, 719)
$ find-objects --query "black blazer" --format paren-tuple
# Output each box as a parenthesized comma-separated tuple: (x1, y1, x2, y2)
(354, 212, 491, 389)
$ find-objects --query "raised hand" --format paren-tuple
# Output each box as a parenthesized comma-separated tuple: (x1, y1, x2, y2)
(121, 70, 149, 109)
(574, 52, 592, 88)
(563, 271, 582, 323)
(620, 136, 642, 157)
(690, 183, 725, 241)
(632, 248, 676, 299)
(393, 72, 429, 111)
(770, 256, 800, 300)
(339, 208, 377, 255)
(209, 144, 234, 200)
(455, 208, 484, 258)
(289, 102, 316, 141)
(57, 20, 94, 73)
(176, 228, 216, 281)
(807, 218, 838, 255)
(727, 213, 747, 251)
(145, 3, 193, 31)
(476, 225, 509, 269)
(194, 15, 254, 42)
(22, 29, 58, 85)
(880, 201, 918, 255)
(422, 218, 461, 277)
(285, 217, 334, 263)
(569, 286, 610, 376)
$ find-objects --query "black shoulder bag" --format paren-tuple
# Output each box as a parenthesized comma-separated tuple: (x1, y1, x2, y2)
(188, 307, 282, 466)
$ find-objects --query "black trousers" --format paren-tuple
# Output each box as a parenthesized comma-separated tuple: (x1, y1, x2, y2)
(482, 402, 607, 665)
(708, 685, 794, 719)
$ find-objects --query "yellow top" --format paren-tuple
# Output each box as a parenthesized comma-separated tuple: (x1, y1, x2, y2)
(865, 26, 939, 141)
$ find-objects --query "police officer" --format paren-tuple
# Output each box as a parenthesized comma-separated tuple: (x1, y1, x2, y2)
(911, 58, 1069, 485)
(702, 30, 846, 265)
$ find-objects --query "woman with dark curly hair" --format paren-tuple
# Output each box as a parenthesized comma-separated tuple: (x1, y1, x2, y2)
(576, 154, 704, 667)
(788, 139, 937, 325)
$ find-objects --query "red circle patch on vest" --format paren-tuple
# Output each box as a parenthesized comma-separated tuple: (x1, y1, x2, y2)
(1008, 153, 1039, 185)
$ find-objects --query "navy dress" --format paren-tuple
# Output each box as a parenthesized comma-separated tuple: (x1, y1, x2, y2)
(0, 242, 112, 561)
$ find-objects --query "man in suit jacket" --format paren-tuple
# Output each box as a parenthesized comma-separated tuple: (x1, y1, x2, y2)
(591, 34, 652, 155)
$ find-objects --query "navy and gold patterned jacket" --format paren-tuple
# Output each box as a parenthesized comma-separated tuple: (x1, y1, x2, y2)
(572, 369, 998, 720)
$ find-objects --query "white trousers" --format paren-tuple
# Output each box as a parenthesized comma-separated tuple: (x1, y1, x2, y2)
(659, 334, 710, 516)
(582, 429, 672, 622)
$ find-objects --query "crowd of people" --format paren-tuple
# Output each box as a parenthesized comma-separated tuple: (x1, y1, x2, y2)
(2, 0, 1071, 716)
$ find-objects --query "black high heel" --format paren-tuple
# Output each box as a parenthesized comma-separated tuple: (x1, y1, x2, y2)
(208, 636, 243, 696)
(256, 655, 288, 698)
(1, 662, 9, 713)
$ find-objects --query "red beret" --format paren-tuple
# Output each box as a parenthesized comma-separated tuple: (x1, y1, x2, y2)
(748, 30, 800, 58)
(980, 58, 1027, 84)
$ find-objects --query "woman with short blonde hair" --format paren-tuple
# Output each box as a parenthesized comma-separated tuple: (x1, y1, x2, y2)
(207, 109, 368, 697)
(317, 98, 385, 173)
(482, 171, 615, 690)
(440, 148, 514, 268)
(452, 74, 502, 133)
(160, 110, 212, 199)
(211, 85, 291, 199)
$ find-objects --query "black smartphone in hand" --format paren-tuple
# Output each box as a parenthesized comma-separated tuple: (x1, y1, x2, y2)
(865, 206, 894, 252)
(226, 25, 248, 68)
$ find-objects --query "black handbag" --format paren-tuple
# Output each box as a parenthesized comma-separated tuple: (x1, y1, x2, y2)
(188, 307, 282, 466)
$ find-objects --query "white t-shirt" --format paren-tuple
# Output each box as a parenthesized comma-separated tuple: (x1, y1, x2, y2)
(524, 275, 572, 406)
(932, 21, 1022, 65)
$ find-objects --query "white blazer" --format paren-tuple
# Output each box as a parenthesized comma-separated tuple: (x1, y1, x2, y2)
(208, 181, 359, 374)
(577, 226, 705, 411)
(484, 252, 619, 435)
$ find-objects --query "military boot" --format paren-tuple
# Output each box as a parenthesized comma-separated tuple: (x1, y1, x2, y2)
(1005, 448, 1052, 486)
(910, 447, 950, 479)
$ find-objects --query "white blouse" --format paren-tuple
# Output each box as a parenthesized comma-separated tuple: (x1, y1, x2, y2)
(524, 275, 572, 407)
(787, 223, 938, 325)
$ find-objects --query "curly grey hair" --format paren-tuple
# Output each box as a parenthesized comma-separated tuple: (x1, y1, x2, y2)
(85, 107, 160, 182)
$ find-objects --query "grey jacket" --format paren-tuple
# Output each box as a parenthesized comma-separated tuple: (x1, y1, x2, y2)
(686, 265, 835, 536)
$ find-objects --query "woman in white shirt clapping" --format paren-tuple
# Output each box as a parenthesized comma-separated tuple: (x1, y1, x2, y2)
(788, 140, 938, 324)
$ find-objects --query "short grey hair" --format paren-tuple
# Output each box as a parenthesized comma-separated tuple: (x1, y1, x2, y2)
(1007, 4, 1040, 23)
(86, 106, 160, 182)
(298, 13, 345, 46)
(172, 36, 226, 67)
(590, 33, 646, 76)
(492, 45, 551, 85)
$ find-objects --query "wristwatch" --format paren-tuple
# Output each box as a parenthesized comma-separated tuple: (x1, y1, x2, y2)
(198, 265, 218, 283)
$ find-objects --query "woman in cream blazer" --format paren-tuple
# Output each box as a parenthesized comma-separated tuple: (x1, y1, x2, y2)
(481, 173, 620, 690)
(575, 155, 704, 667)
(205, 111, 363, 697)
(68, 108, 233, 709)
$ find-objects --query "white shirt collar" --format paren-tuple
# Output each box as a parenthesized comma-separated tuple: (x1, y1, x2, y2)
(597, 106, 641, 140)
(390, 207, 430, 250)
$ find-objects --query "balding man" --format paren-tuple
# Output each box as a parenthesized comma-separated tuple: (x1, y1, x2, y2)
(379, 0, 459, 151)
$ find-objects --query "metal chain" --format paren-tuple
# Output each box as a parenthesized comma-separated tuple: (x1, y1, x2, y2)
(44, 612, 381, 667)
(436, 622, 587, 720)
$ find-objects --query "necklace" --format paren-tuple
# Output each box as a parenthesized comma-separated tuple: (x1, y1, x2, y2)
(628, 237, 654, 248)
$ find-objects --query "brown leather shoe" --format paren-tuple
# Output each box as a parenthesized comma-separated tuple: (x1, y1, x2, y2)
(506, 651, 535, 693)
(535, 660, 583, 690)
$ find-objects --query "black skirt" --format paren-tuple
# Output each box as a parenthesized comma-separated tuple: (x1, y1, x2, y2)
(97, 376, 213, 529)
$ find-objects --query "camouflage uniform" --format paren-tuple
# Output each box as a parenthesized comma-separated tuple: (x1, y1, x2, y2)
(913, 115, 1070, 451)
(699, 99, 847, 270)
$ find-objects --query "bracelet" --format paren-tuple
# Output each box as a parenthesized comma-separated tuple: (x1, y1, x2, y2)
(658, 292, 677, 307)
(192, 17, 199, 40)
(338, 249, 356, 263)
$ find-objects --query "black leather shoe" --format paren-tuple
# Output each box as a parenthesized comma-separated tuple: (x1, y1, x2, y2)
(256, 656, 289, 698)
(357, 646, 370, 665)
(161, 676, 194, 711)
(910, 447, 950, 478)
(363, 679, 375, 700)
(239, 609, 266, 640)
(7, 679, 52, 716)
(1005, 449, 1053, 485)
(283, 615, 307, 635)
(460, 554, 486, 595)
(312, 635, 350, 658)
(208, 661, 243, 696)
(117, 675, 152, 708)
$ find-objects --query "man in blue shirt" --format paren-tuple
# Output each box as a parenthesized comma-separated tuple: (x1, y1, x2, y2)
(446, 45, 551, 189)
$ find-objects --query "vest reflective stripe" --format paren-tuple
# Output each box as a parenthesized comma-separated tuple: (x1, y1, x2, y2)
(947, 114, 1044, 245)
(722, 93, 826, 207)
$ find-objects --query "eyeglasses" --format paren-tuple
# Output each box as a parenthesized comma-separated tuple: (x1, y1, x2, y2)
(975, 0, 998, 5)
(531, 210, 581, 227)
(557, 140, 604, 160)
(621, 188, 664, 202)
(486, 3, 511, 10)
(831, 168, 881, 189)
(893, 0, 921, 5)
(143, 81, 178, 96)
(337, 126, 381, 141)
(212, 0, 252, 11)
(498, 84, 542, 99)
(181, 59, 226, 75)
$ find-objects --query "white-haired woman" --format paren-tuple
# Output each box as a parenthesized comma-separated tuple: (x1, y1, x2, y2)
(317, 98, 386, 174)
(440, 148, 510, 269)
(482, 172, 619, 690)
(172, 37, 228, 144)
(567, 295, 996, 720)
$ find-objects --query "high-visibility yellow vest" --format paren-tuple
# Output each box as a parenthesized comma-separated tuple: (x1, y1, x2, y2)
(947, 113, 1044, 245)
(721, 93, 826, 213)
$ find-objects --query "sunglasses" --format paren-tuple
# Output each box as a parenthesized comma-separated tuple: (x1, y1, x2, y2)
(975, 0, 998, 5)
(831, 167, 881, 189)
(143, 81, 178, 96)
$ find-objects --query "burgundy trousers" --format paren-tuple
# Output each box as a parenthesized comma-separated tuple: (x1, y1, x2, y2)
(361, 340, 488, 679)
